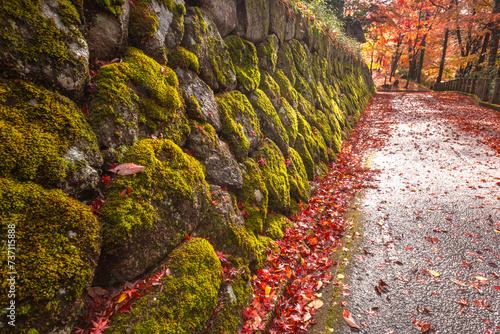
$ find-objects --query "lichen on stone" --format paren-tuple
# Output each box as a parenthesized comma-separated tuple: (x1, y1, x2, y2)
(248, 89, 289, 155)
(256, 34, 279, 73)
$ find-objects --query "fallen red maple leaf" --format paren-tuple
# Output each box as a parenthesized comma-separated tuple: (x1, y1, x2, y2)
(107, 163, 146, 176)
(343, 309, 360, 329)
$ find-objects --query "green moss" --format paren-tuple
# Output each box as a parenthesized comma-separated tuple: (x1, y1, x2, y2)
(90, 47, 188, 146)
(109, 239, 222, 334)
(295, 75, 314, 103)
(167, 46, 200, 73)
(101, 139, 209, 248)
(289, 40, 310, 77)
(254, 141, 290, 213)
(237, 159, 269, 235)
(276, 42, 298, 85)
(95, 0, 126, 16)
(249, 89, 289, 154)
(294, 134, 314, 180)
(57, 0, 82, 25)
(225, 35, 260, 93)
(0, 178, 101, 331)
(274, 69, 299, 108)
(185, 95, 205, 122)
(287, 147, 311, 207)
(265, 213, 292, 240)
(0, 0, 86, 83)
(277, 98, 299, 147)
(215, 91, 262, 160)
(259, 70, 281, 105)
(0, 80, 97, 187)
(128, 0, 159, 45)
(187, 7, 236, 91)
(206, 269, 253, 334)
(257, 35, 278, 72)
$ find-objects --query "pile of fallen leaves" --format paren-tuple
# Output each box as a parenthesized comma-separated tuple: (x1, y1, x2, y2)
(240, 95, 393, 333)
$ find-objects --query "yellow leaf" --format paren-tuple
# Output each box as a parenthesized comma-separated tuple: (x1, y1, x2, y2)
(117, 293, 127, 304)
(475, 276, 488, 281)
(428, 270, 440, 277)
(265, 286, 271, 295)
(494, 229, 500, 233)
(337, 274, 344, 279)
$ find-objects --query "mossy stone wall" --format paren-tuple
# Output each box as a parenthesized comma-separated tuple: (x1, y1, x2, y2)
(0, 0, 375, 332)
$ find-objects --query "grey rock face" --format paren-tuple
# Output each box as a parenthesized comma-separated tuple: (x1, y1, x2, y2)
(175, 68, 222, 131)
(236, 0, 269, 44)
(199, 0, 237, 37)
(186, 124, 243, 190)
(86, 1, 130, 60)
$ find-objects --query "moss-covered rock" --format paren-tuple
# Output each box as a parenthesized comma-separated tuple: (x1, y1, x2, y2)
(181, 7, 237, 92)
(94, 139, 210, 285)
(128, 0, 186, 62)
(248, 89, 289, 155)
(167, 46, 200, 73)
(225, 35, 260, 93)
(0, 178, 101, 333)
(274, 68, 299, 108)
(175, 68, 222, 131)
(186, 122, 243, 190)
(206, 268, 253, 334)
(276, 42, 298, 85)
(216, 91, 262, 160)
(201, 186, 268, 270)
(287, 147, 311, 209)
(259, 70, 281, 108)
(265, 213, 292, 240)
(289, 39, 313, 80)
(294, 133, 315, 180)
(237, 158, 268, 236)
(253, 140, 290, 213)
(89, 47, 189, 149)
(296, 112, 327, 166)
(94, 0, 126, 17)
(276, 97, 299, 148)
(0, 0, 89, 99)
(107, 238, 223, 334)
(256, 34, 279, 73)
(0, 80, 102, 200)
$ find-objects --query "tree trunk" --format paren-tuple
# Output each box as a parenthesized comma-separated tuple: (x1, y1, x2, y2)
(436, 28, 449, 84)
(416, 34, 427, 84)
(475, 32, 490, 74)
(487, 0, 500, 76)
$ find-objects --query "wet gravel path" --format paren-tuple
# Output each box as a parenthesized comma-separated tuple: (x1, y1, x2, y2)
(331, 93, 500, 334)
